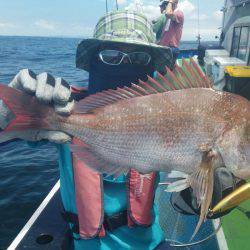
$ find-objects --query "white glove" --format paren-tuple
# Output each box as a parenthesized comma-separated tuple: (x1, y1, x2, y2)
(7, 69, 74, 143)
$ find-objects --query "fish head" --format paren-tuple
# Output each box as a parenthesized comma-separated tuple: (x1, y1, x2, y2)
(217, 128, 249, 174)
(246, 116, 250, 145)
(238, 99, 250, 173)
(215, 95, 250, 174)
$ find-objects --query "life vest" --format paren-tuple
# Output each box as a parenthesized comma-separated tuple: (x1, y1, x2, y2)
(71, 137, 157, 239)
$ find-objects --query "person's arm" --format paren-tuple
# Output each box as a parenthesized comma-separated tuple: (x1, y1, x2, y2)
(152, 14, 167, 41)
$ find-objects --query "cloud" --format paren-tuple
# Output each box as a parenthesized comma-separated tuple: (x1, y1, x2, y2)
(178, 0, 208, 20)
(0, 22, 15, 28)
(117, 0, 127, 5)
(103, 0, 222, 40)
(125, 1, 159, 20)
(178, 0, 195, 15)
(35, 19, 55, 30)
(0, 0, 221, 40)
(142, 5, 161, 20)
(124, 0, 207, 21)
(213, 10, 223, 21)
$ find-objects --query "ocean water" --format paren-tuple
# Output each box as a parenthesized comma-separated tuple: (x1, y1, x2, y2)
(0, 36, 200, 249)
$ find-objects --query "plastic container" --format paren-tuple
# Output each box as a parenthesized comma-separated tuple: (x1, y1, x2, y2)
(205, 49, 229, 58)
(224, 66, 250, 100)
(212, 56, 246, 90)
(204, 50, 229, 77)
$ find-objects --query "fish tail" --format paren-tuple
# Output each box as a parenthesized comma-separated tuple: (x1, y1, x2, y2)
(0, 83, 54, 143)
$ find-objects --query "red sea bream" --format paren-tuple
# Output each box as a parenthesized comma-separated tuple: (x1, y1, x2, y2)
(0, 59, 249, 238)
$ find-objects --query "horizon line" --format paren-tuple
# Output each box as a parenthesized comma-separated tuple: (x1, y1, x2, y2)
(0, 34, 219, 42)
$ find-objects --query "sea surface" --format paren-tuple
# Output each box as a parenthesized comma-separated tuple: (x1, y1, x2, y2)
(0, 36, 205, 249)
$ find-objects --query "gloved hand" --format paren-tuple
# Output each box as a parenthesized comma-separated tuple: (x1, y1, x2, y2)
(6, 69, 74, 143)
(170, 167, 246, 219)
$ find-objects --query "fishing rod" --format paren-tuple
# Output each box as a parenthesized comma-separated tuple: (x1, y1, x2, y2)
(196, 0, 201, 45)
(106, 0, 108, 13)
(105, 0, 119, 13)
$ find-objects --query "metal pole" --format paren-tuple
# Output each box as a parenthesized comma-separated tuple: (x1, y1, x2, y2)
(106, 0, 108, 13)
(116, 0, 118, 10)
(197, 0, 201, 45)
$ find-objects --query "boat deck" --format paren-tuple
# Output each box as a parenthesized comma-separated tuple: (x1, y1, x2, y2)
(221, 193, 250, 250)
(12, 183, 221, 250)
(10, 182, 71, 250)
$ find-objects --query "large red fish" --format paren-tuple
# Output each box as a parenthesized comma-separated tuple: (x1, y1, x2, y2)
(0, 59, 249, 238)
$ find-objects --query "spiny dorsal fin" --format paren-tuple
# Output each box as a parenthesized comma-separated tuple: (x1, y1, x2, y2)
(74, 59, 213, 114)
(73, 89, 132, 113)
(174, 64, 195, 88)
(155, 72, 175, 91)
(189, 57, 212, 88)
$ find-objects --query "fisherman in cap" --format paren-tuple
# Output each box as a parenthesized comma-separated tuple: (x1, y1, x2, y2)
(1, 8, 246, 250)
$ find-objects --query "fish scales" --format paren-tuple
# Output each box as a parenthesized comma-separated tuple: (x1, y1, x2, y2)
(55, 88, 247, 174)
(0, 69, 249, 240)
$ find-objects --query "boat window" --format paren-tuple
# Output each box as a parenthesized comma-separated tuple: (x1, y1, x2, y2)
(248, 27, 250, 64)
(231, 26, 250, 63)
(238, 26, 250, 61)
(231, 27, 241, 57)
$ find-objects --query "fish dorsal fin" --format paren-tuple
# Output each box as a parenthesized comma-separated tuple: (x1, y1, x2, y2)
(74, 58, 213, 114)
(73, 88, 133, 113)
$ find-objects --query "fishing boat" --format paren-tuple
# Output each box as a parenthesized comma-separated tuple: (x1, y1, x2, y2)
(7, 0, 250, 249)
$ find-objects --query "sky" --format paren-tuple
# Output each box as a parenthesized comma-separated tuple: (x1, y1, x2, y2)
(0, 0, 224, 41)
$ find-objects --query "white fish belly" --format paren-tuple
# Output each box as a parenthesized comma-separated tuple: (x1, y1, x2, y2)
(74, 128, 206, 174)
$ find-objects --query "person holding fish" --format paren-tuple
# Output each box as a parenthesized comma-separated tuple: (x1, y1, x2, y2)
(0, 9, 249, 250)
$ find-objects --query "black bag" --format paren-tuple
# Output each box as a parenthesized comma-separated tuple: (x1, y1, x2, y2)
(170, 167, 246, 219)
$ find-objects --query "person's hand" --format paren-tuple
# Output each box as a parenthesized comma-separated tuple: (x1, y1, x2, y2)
(7, 69, 74, 143)
(162, 0, 176, 19)
(170, 167, 246, 219)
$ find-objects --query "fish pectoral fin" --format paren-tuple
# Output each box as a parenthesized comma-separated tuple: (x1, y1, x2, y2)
(70, 143, 128, 176)
(162, 171, 190, 192)
(189, 150, 216, 241)
(164, 179, 190, 192)
(163, 160, 215, 241)
(168, 170, 189, 179)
